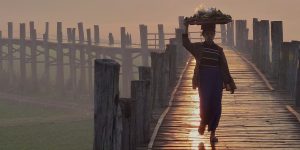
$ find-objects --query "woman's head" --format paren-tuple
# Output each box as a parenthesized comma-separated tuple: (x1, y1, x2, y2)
(201, 24, 216, 42)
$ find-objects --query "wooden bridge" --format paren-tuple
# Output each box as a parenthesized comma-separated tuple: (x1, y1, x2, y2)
(149, 46, 300, 149)
(93, 17, 300, 150)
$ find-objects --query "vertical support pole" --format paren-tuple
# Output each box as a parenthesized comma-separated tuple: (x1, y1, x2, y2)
(94, 25, 100, 44)
(279, 42, 290, 89)
(121, 27, 133, 98)
(178, 16, 185, 30)
(56, 22, 64, 95)
(131, 80, 151, 144)
(0, 31, 2, 73)
(109, 33, 114, 46)
(69, 27, 77, 93)
(227, 21, 234, 47)
(220, 24, 227, 44)
(67, 28, 72, 42)
(260, 20, 270, 74)
(139, 24, 149, 66)
(20, 23, 27, 92)
(30, 21, 38, 91)
(7, 22, 14, 86)
(121, 27, 126, 49)
(175, 28, 185, 65)
(119, 98, 136, 150)
(138, 66, 152, 142)
(78, 22, 86, 92)
(158, 24, 165, 50)
(271, 21, 283, 80)
(241, 20, 248, 51)
(94, 59, 121, 150)
(253, 18, 259, 66)
(87, 29, 93, 97)
(287, 42, 299, 96)
(295, 42, 300, 106)
(43, 22, 50, 87)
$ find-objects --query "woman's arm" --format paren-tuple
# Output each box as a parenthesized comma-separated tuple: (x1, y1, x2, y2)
(182, 23, 198, 57)
(220, 48, 237, 93)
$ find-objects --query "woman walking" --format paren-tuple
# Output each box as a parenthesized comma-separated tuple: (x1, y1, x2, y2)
(182, 22, 236, 143)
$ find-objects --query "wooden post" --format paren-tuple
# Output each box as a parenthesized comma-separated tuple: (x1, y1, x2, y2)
(30, 22, 38, 91)
(56, 22, 64, 95)
(43, 22, 50, 87)
(294, 42, 300, 106)
(178, 16, 185, 30)
(138, 66, 153, 143)
(260, 20, 270, 74)
(109, 33, 114, 46)
(138, 66, 151, 81)
(67, 28, 72, 42)
(161, 50, 170, 107)
(167, 44, 177, 85)
(253, 18, 259, 66)
(235, 20, 239, 48)
(220, 24, 227, 44)
(158, 24, 165, 50)
(94, 59, 121, 150)
(7, 22, 14, 86)
(175, 28, 184, 66)
(69, 27, 77, 92)
(0, 31, 2, 73)
(131, 80, 151, 144)
(121, 27, 133, 98)
(139, 24, 149, 66)
(121, 27, 126, 49)
(78, 22, 86, 92)
(20, 23, 27, 91)
(94, 25, 100, 44)
(279, 42, 290, 89)
(119, 98, 136, 150)
(226, 21, 234, 47)
(241, 20, 248, 51)
(151, 52, 163, 108)
(87, 29, 93, 97)
(287, 42, 299, 96)
(271, 21, 283, 80)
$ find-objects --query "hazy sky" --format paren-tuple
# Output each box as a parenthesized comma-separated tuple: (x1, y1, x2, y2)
(0, 0, 299, 41)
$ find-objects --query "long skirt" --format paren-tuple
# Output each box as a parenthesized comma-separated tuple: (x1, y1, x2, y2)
(197, 65, 223, 132)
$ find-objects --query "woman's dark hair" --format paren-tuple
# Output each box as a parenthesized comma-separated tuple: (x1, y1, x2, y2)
(201, 24, 216, 36)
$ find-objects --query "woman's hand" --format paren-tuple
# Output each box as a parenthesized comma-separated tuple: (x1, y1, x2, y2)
(226, 84, 235, 94)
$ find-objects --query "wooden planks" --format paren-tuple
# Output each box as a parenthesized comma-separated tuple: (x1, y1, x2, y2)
(152, 48, 300, 149)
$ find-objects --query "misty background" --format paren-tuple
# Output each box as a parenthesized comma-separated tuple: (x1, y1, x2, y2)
(0, 0, 299, 42)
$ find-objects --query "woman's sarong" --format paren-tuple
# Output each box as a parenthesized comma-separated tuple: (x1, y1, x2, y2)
(197, 65, 223, 131)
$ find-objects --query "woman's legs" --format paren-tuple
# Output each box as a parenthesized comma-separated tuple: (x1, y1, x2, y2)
(197, 66, 223, 138)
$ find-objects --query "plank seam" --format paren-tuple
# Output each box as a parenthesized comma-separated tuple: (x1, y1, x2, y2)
(147, 56, 192, 149)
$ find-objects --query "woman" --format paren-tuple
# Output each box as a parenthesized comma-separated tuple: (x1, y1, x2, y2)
(182, 22, 236, 143)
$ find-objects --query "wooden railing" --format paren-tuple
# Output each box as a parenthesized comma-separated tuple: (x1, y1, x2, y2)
(222, 19, 300, 107)
(93, 32, 190, 149)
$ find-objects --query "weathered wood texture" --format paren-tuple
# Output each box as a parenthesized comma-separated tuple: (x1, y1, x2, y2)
(271, 21, 283, 80)
(94, 59, 122, 150)
(119, 98, 136, 150)
(153, 48, 300, 149)
(131, 80, 151, 144)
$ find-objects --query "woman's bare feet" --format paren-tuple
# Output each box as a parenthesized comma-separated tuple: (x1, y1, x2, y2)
(198, 124, 206, 135)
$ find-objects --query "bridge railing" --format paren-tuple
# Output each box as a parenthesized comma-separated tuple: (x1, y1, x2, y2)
(222, 19, 300, 107)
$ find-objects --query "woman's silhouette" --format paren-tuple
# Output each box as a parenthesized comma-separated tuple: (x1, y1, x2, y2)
(182, 22, 236, 143)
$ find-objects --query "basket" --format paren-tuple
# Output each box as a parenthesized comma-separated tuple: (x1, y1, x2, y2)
(185, 17, 232, 25)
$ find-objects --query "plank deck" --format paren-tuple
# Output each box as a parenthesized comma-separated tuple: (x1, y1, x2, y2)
(152, 48, 300, 150)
